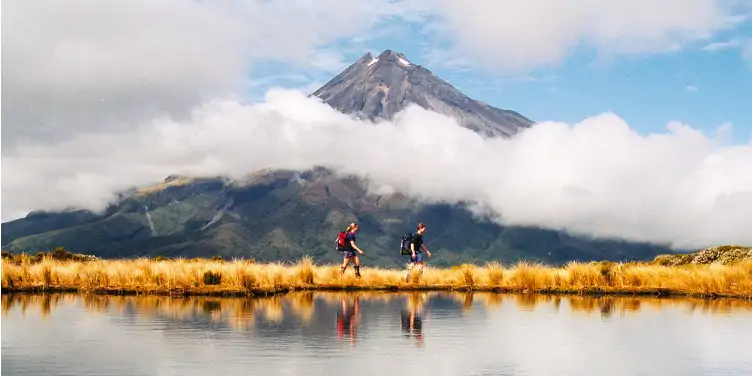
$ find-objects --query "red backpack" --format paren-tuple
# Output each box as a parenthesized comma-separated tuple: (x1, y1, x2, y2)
(335, 231, 348, 251)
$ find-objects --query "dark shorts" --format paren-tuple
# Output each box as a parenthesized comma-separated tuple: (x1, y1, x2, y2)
(344, 250, 357, 259)
(410, 253, 424, 263)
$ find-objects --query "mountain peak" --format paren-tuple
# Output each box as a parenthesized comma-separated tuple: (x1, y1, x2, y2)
(311, 49, 533, 138)
(353, 49, 418, 72)
(376, 49, 410, 61)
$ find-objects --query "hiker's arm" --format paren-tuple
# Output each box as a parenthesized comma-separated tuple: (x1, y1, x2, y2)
(350, 240, 365, 254)
(421, 244, 431, 256)
(410, 242, 416, 256)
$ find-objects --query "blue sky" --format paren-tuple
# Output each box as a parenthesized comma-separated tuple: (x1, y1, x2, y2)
(249, 9, 752, 144)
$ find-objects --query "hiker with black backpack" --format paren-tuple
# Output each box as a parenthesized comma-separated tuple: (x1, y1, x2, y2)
(401, 223, 431, 282)
(336, 222, 365, 278)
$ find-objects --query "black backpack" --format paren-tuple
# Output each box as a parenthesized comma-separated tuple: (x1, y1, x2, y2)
(399, 232, 414, 256)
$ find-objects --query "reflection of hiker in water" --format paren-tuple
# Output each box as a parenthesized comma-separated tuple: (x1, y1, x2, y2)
(401, 293, 428, 347)
(336, 296, 360, 344)
(400, 308, 424, 347)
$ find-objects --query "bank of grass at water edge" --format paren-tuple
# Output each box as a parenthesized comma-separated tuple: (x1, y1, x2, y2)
(3, 253, 752, 300)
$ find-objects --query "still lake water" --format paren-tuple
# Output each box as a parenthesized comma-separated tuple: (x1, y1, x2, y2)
(3, 292, 752, 376)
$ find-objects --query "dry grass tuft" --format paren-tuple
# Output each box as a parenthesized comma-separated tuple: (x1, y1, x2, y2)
(485, 261, 504, 286)
(459, 263, 476, 288)
(2, 257, 752, 299)
(293, 257, 315, 285)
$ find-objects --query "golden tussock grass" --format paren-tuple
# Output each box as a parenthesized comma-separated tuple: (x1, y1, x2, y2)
(3, 256, 752, 299)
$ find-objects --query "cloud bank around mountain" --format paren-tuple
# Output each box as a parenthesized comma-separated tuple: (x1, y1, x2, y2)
(4, 89, 751, 250)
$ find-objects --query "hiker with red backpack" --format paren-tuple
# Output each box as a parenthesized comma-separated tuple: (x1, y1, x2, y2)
(336, 222, 365, 278)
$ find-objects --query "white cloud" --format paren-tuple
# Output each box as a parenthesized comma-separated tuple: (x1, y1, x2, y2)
(685, 85, 699, 92)
(4, 89, 752, 250)
(702, 39, 744, 51)
(305, 49, 350, 73)
(701, 37, 752, 64)
(0, 0, 407, 147)
(420, 0, 748, 72)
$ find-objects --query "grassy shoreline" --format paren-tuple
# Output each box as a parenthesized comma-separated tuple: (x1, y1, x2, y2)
(3, 254, 752, 300)
(4, 285, 748, 300)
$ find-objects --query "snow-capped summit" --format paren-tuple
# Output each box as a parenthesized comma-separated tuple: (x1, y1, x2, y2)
(310, 49, 534, 138)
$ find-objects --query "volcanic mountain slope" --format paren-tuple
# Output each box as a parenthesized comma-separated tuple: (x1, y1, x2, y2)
(2, 168, 672, 267)
(311, 49, 533, 138)
(1, 50, 676, 266)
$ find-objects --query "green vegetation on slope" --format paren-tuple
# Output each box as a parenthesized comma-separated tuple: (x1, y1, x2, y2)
(2, 168, 676, 268)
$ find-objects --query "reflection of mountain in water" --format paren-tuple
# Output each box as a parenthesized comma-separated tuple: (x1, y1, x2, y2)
(5, 292, 752, 336)
(5, 291, 752, 376)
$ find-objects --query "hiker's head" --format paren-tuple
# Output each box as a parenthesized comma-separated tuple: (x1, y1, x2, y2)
(416, 223, 426, 234)
(346, 222, 359, 233)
